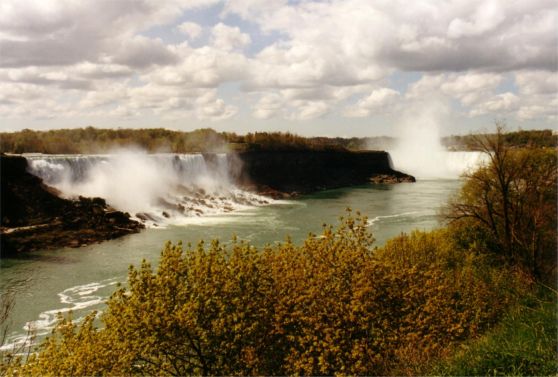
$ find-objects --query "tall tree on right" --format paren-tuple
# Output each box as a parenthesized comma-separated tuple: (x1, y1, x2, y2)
(447, 124, 557, 281)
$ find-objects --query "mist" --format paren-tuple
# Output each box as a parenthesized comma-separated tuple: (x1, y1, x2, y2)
(26, 148, 270, 226)
(388, 101, 485, 179)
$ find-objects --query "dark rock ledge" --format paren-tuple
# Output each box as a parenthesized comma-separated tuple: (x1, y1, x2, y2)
(230, 150, 415, 198)
(0, 154, 143, 257)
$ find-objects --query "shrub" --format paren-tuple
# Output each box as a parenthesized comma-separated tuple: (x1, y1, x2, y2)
(14, 212, 527, 376)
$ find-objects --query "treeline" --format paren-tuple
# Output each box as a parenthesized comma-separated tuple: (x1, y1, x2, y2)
(443, 129, 557, 150)
(0, 127, 360, 154)
(1, 128, 556, 375)
(0, 126, 555, 154)
(0, 128, 230, 154)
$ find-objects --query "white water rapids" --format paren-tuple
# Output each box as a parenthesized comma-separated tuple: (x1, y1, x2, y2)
(25, 151, 271, 226)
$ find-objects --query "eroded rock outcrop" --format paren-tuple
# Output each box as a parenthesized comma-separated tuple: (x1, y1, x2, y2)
(0, 154, 143, 257)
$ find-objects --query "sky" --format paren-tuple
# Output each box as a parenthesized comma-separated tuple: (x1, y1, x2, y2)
(0, 0, 556, 137)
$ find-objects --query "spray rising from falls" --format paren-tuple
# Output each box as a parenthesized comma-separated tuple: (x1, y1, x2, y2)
(387, 101, 487, 179)
(26, 150, 271, 226)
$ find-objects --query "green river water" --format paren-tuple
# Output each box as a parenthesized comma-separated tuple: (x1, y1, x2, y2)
(0, 179, 461, 349)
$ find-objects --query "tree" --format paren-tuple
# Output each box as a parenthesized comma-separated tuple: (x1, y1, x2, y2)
(447, 125, 557, 280)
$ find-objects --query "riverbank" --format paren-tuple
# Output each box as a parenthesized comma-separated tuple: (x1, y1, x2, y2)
(0, 154, 144, 257)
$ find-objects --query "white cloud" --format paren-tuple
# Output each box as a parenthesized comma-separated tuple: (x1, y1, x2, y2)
(517, 103, 557, 121)
(469, 92, 520, 116)
(177, 21, 203, 40)
(112, 36, 178, 68)
(407, 72, 504, 109)
(252, 93, 284, 119)
(196, 98, 238, 120)
(210, 23, 251, 51)
(0, 0, 556, 129)
(344, 88, 400, 118)
(0, 0, 220, 68)
(514, 70, 558, 121)
(515, 70, 558, 95)
(148, 44, 248, 87)
(447, 0, 506, 39)
(289, 100, 329, 120)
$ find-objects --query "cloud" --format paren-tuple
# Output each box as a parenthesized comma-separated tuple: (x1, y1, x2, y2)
(344, 88, 401, 118)
(178, 22, 203, 40)
(469, 92, 520, 116)
(0, 0, 219, 68)
(196, 97, 238, 120)
(252, 93, 284, 119)
(0, 0, 556, 129)
(514, 70, 558, 120)
(112, 36, 178, 68)
(227, 0, 557, 73)
(515, 70, 558, 95)
(148, 43, 248, 87)
(289, 100, 329, 120)
(210, 23, 251, 51)
(447, 0, 506, 39)
(407, 72, 504, 107)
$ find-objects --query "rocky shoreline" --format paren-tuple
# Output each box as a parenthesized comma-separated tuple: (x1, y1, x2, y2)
(1, 154, 143, 257)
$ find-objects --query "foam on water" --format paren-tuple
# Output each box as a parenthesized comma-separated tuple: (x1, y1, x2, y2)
(0, 278, 119, 352)
(25, 150, 273, 226)
(367, 211, 422, 226)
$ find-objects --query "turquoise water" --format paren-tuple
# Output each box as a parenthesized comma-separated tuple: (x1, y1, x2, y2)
(0, 179, 461, 349)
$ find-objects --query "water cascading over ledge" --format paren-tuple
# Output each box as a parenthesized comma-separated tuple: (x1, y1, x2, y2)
(26, 152, 271, 226)
(24, 149, 417, 226)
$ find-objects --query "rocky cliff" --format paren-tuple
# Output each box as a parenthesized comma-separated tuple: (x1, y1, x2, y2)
(231, 150, 415, 197)
(0, 154, 143, 257)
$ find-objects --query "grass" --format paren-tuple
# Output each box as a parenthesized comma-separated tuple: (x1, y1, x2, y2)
(433, 287, 558, 376)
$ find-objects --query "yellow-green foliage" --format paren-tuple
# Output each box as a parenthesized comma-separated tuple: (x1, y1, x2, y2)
(14, 213, 527, 376)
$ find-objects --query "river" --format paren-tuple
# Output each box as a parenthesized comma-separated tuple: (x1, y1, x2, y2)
(0, 177, 463, 350)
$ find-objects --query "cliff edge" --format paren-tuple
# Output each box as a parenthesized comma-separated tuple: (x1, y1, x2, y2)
(232, 150, 415, 197)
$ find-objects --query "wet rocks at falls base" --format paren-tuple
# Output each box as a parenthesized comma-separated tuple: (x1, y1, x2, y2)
(1, 154, 143, 257)
(369, 174, 416, 184)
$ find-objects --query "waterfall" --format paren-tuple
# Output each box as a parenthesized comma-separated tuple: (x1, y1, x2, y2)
(389, 150, 487, 179)
(25, 151, 270, 226)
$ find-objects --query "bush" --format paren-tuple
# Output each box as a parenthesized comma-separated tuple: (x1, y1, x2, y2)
(14, 212, 527, 376)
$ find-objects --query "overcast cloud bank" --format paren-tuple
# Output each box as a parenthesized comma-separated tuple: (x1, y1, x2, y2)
(0, 0, 556, 134)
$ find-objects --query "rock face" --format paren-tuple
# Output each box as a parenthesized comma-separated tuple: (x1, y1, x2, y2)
(232, 150, 415, 198)
(0, 154, 143, 257)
